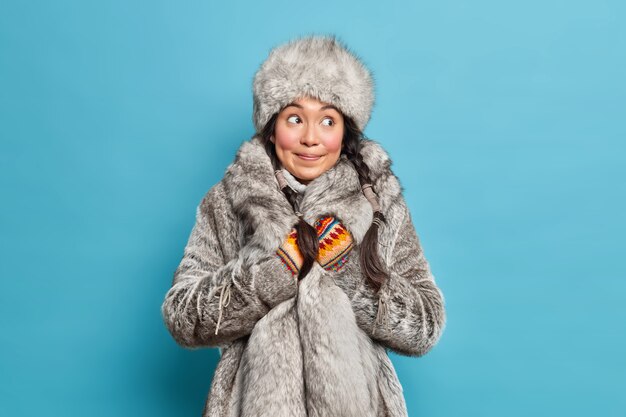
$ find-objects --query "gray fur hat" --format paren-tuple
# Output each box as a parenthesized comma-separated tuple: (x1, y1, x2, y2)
(252, 35, 375, 133)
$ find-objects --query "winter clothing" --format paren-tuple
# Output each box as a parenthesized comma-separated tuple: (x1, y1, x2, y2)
(275, 215, 354, 276)
(275, 227, 304, 276)
(314, 216, 354, 272)
(252, 35, 375, 132)
(161, 135, 447, 417)
(281, 166, 307, 193)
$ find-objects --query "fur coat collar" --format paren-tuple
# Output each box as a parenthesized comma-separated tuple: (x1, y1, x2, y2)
(222, 135, 401, 263)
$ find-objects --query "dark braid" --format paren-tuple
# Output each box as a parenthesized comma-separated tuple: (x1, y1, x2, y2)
(341, 116, 389, 292)
(259, 111, 389, 291)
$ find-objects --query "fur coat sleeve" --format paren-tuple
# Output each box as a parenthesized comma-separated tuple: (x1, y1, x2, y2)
(161, 181, 298, 348)
(349, 194, 446, 357)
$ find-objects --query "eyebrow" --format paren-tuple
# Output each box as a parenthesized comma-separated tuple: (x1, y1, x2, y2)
(283, 102, 341, 112)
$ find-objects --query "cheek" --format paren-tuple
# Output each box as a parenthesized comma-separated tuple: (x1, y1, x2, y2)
(274, 125, 300, 150)
(321, 130, 343, 153)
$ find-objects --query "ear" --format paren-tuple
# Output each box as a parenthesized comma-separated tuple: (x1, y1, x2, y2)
(270, 135, 275, 144)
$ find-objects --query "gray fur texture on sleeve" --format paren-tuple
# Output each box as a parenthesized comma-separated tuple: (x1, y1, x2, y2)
(161, 181, 298, 349)
(350, 198, 447, 357)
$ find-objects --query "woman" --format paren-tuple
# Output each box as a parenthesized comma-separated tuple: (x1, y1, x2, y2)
(161, 35, 446, 417)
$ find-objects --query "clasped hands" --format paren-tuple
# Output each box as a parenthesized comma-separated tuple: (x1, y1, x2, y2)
(276, 215, 354, 277)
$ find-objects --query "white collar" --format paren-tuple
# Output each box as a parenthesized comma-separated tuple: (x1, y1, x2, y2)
(280, 166, 308, 193)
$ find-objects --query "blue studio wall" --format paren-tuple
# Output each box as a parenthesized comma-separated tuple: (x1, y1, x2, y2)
(1, 1, 624, 416)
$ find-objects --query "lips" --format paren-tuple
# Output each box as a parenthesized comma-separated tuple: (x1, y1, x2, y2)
(296, 153, 322, 161)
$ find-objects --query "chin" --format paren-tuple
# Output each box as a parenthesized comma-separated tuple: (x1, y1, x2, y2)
(295, 174, 316, 183)
(293, 170, 321, 183)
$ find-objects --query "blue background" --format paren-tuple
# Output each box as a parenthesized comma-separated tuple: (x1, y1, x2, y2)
(1, 1, 624, 416)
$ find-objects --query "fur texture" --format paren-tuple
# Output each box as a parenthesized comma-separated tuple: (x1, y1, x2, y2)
(252, 35, 375, 132)
(161, 136, 447, 416)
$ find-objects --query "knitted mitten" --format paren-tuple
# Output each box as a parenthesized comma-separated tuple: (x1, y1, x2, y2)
(314, 216, 354, 271)
(275, 227, 304, 277)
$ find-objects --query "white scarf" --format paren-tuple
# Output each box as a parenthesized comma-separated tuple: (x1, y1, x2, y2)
(280, 166, 308, 194)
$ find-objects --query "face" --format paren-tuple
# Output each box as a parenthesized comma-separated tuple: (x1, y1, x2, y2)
(271, 96, 345, 185)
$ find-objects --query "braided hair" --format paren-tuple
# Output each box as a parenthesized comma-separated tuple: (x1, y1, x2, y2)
(260, 112, 389, 292)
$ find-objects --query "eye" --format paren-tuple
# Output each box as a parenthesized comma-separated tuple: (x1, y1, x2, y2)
(287, 115, 301, 124)
(321, 117, 334, 126)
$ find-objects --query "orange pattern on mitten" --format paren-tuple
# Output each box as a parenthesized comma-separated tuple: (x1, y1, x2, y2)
(314, 216, 354, 271)
(276, 228, 303, 276)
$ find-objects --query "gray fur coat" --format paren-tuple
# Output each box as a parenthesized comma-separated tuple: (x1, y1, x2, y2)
(161, 135, 447, 417)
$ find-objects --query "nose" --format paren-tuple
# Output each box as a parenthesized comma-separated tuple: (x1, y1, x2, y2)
(300, 123, 319, 146)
